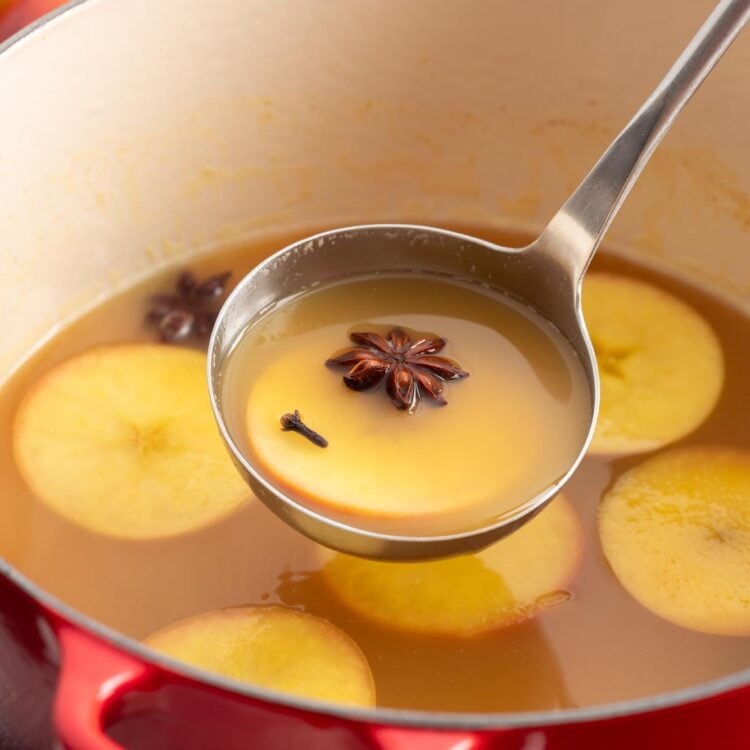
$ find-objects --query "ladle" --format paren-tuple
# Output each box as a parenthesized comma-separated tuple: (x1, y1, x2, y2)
(209, 0, 750, 559)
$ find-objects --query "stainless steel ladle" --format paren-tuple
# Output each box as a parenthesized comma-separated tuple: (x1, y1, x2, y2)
(209, 0, 750, 560)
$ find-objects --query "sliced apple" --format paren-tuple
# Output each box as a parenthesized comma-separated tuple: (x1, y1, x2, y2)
(145, 605, 376, 708)
(321, 496, 582, 636)
(13, 344, 248, 539)
(599, 447, 750, 635)
(583, 272, 723, 455)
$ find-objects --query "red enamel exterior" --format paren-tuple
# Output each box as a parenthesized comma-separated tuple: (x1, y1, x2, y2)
(0, 565, 748, 749)
(0, 0, 62, 39)
(1, 2, 750, 748)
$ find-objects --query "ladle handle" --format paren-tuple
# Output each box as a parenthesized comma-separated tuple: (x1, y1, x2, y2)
(538, 0, 750, 281)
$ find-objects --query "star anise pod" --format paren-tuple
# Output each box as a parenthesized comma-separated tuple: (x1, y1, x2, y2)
(326, 327, 469, 410)
(146, 270, 231, 343)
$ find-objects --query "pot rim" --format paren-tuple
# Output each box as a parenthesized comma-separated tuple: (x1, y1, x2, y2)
(6, 554, 750, 730)
(2, 0, 749, 732)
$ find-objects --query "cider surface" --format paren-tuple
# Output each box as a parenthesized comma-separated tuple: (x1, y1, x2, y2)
(222, 275, 591, 534)
(1, 225, 749, 712)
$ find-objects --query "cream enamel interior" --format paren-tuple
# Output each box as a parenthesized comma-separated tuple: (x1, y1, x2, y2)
(1, 0, 750, 381)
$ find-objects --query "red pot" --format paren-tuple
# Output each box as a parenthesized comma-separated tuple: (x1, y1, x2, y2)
(1, 1, 750, 747)
(0, 0, 64, 40)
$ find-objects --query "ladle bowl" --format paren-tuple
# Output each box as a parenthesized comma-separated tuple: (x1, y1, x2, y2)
(208, 223, 598, 559)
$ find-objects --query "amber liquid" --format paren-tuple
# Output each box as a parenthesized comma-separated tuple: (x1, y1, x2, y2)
(1, 226, 750, 712)
(221, 275, 590, 535)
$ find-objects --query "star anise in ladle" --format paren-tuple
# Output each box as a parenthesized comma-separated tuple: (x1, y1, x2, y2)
(326, 327, 469, 410)
(146, 270, 231, 343)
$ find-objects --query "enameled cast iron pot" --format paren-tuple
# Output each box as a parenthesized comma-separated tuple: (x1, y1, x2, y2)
(2, 1, 750, 747)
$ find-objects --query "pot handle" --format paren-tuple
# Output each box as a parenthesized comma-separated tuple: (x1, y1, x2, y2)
(53, 624, 154, 750)
(368, 727, 492, 750)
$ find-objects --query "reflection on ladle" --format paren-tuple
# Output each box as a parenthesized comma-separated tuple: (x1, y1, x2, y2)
(209, 0, 750, 559)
